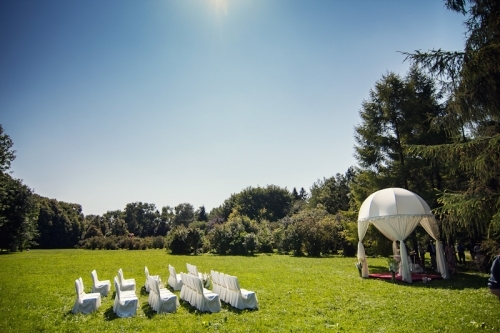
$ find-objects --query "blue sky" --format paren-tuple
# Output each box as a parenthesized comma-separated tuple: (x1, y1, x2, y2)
(1, 0, 466, 215)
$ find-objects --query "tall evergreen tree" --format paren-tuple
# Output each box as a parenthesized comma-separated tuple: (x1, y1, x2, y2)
(404, 0, 500, 241)
(353, 67, 449, 207)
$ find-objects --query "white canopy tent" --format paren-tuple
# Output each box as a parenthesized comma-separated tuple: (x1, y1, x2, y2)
(357, 188, 450, 283)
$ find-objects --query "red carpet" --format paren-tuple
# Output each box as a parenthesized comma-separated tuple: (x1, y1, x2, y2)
(369, 272, 442, 282)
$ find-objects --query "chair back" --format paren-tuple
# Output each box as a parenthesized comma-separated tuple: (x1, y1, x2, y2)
(118, 268, 125, 285)
(78, 277, 86, 293)
(145, 266, 150, 279)
(193, 276, 204, 294)
(187, 263, 199, 277)
(169, 264, 176, 277)
(91, 270, 98, 285)
(75, 278, 82, 296)
(114, 276, 121, 300)
(152, 276, 161, 295)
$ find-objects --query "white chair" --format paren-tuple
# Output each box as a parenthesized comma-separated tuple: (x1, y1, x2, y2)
(144, 266, 159, 293)
(181, 272, 220, 312)
(218, 272, 229, 303)
(113, 276, 138, 318)
(210, 270, 220, 296)
(149, 276, 179, 313)
(193, 274, 221, 313)
(72, 277, 102, 314)
(117, 268, 136, 292)
(168, 264, 183, 291)
(91, 270, 111, 297)
(186, 263, 203, 279)
(225, 275, 258, 310)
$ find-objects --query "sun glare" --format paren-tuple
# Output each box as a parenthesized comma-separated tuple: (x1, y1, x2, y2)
(211, 0, 228, 16)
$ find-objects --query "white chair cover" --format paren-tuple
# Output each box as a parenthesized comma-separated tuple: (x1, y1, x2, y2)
(144, 266, 159, 293)
(118, 268, 136, 292)
(225, 275, 258, 310)
(113, 276, 138, 318)
(72, 278, 101, 314)
(91, 270, 111, 297)
(148, 276, 179, 313)
(186, 263, 203, 279)
(214, 271, 228, 303)
(168, 264, 183, 291)
(180, 273, 220, 312)
(210, 270, 220, 296)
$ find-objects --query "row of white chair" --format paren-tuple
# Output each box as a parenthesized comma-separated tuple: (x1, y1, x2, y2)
(147, 275, 179, 313)
(211, 270, 258, 310)
(74, 265, 257, 316)
(180, 272, 221, 312)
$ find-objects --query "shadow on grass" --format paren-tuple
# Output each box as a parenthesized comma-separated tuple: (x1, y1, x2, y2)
(178, 299, 253, 315)
(220, 301, 258, 314)
(141, 302, 156, 319)
(140, 286, 148, 297)
(368, 265, 487, 290)
(103, 306, 119, 321)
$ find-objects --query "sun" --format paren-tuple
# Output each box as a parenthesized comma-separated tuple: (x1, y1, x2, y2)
(211, 0, 228, 16)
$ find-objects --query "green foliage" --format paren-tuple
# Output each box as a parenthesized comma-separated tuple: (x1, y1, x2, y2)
(0, 125, 15, 173)
(308, 171, 352, 214)
(403, 0, 500, 243)
(256, 221, 274, 253)
(0, 174, 38, 251)
(123, 202, 160, 237)
(208, 185, 293, 222)
(281, 207, 344, 257)
(353, 67, 448, 207)
(36, 196, 84, 248)
(166, 225, 204, 255)
(172, 203, 195, 227)
(207, 214, 259, 255)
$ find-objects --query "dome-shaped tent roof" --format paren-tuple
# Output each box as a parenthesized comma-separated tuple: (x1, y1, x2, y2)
(358, 187, 432, 221)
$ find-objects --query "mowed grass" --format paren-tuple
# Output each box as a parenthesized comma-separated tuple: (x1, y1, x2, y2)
(0, 250, 498, 332)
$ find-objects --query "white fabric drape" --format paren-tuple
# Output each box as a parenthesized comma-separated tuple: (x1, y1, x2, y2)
(224, 275, 258, 310)
(168, 264, 183, 291)
(420, 216, 450, 279)
(148, 276, 179, 313)
(366, 215, 422, 283)
(91, 270, 110, 297)
(72, 278, 101, 314)
(357, 220, 370, 277)
(113, 277, 138, 318)
(180, 273, 221, 313)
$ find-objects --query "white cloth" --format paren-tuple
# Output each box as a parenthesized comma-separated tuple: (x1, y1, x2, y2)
(148, 276, 179, 313)
(420, 217, 450, 279)
(91, 270, 110, 297)
(144, 266, 159, 293)
(186, 263, 203, 279)
(168, 264, 183, 291)
(118, 268, 136, 292)
(180, 273, 221, 313)
(72, 277, 101, 314)
(357, 188, 450, 282)
(113, 277, 138, 318)
(224, 275, 258, 310)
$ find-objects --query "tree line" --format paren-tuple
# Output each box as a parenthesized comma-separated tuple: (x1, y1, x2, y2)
(1, 0, 499, 269)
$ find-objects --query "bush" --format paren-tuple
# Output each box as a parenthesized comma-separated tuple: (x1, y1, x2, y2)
(152, 236, 165, 249)
(166, 226, 204, 254)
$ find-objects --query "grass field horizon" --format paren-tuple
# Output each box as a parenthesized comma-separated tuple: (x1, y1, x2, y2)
(0, 249, 497, 332)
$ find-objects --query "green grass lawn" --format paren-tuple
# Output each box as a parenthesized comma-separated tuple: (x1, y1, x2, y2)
(0, 249, 497, 332)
